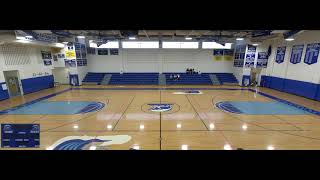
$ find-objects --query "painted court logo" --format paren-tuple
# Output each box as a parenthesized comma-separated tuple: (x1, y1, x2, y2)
(47, 135, 132, 150)
(148, 104, 173, 112)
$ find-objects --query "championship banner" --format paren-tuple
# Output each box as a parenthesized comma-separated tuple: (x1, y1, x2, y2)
(213, 49, 223, 61)
(223, 49, 234, 61)
(290, 44, 304, 64)
(245, 45, 256, 68)
(275, 46, 286, 64)
(257, 52, 268, 68)
(304, 43, 320, 65)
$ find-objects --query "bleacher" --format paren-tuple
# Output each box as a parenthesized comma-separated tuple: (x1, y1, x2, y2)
(214, 73, 238, 85)
(82, 72, 238, 85)
(82, 72, 106, 84)
(165, 73, 212, 85)
(108, 73, 159, 85)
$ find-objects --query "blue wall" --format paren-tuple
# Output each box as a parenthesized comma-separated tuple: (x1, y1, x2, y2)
(260, 75, 320, 101)
(0, 82, 9, 101)
(21, 75, 54, 94)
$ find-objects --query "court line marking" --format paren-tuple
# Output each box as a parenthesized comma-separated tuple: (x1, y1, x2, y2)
(112, 95, 136, 131)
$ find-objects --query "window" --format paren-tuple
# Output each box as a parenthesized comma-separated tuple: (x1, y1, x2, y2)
(202, 42, 232, 49)
(89, 41, 119, 48)
(162, 42, 199, 49)
(122, 41, 159, 48)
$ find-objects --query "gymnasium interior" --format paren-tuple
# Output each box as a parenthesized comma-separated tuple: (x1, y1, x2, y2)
(0, 30, 320, 150)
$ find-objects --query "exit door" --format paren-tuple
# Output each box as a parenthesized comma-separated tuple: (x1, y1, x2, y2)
(6, 76, 21, 97)
(3, 70, 22, 97)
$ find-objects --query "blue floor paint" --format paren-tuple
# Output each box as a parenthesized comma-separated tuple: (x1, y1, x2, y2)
(0, 101, 105, 115)
(216, 101, 312, 115)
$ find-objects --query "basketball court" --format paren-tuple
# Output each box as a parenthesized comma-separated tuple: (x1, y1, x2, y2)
(0, 30, 320, 150)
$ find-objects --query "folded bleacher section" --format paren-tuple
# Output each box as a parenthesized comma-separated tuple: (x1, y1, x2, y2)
(82, 72, 106, 84)
(109, 73, 159, 85)
(214, 73, 238, 85)
(82, 72, 238, 85)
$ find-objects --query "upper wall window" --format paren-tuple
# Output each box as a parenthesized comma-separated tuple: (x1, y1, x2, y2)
(162, 42, 199, 49)
(202, 42, 232, 49)
(122, 41, 159, 48)
(89, 41, 119, 48)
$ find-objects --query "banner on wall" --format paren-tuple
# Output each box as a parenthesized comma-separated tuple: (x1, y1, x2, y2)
(41, 51, 52, 66)
(304, 43, 320, 65)
(290, 44, 304, 64)
(234, 44, 246, 67)
(65, 59, 77, 67)
(223, 49, 234, 61)
(213, 49, 223, 61)
(98, 49, 109, 55)
(275, 46, 286, 64)
(245, 45, 256, 68)
(110, 49, 119, 55)
(65, 43, 76, 59)
(257, 52, 268, 68)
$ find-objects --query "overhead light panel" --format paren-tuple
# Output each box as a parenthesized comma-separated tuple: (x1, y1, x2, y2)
(129, 37, 136, 40)
(236, 38, 244, 41)
(285, 38, 294, 41)
(185, 37, 192, 40)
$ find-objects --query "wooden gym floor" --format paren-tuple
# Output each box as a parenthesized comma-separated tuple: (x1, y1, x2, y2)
(1, 84, 320, 150)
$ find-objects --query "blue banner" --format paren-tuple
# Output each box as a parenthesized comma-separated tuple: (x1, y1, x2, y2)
(41, 51, 52, 66)
(257, 52, 268, 68)
(245, 45, 256, 68)
(304, 43, 320, 65)
(98, 49, 109, 55)
(275, 46, 286, 64)
(290, 45, 304, 64)
(110, 49, 119, 55)
(1, 124, 40, 148)
(213, 49, 224, 56)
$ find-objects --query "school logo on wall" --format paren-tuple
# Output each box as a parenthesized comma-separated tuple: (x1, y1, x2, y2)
(48, 135, 131, 150)
(142, 102, 180, 114)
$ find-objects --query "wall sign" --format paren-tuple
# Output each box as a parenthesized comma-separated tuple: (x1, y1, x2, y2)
(223, 49, 234, 61)
(304, 43, 320, 65)
(110, 49, 119, 55)
(245, 45, 256, 68)
(41, 51, 52, 66)
(1, 124, 40, 148)
(275, 46, 286, 64)
(290, 44, 304, 64)
(213, 49, 224, 61)
(98, 49, 109, 55)
(65, 59, 77, 67)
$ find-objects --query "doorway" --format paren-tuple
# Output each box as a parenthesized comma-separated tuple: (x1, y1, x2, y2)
(3, 70, 22, 97)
